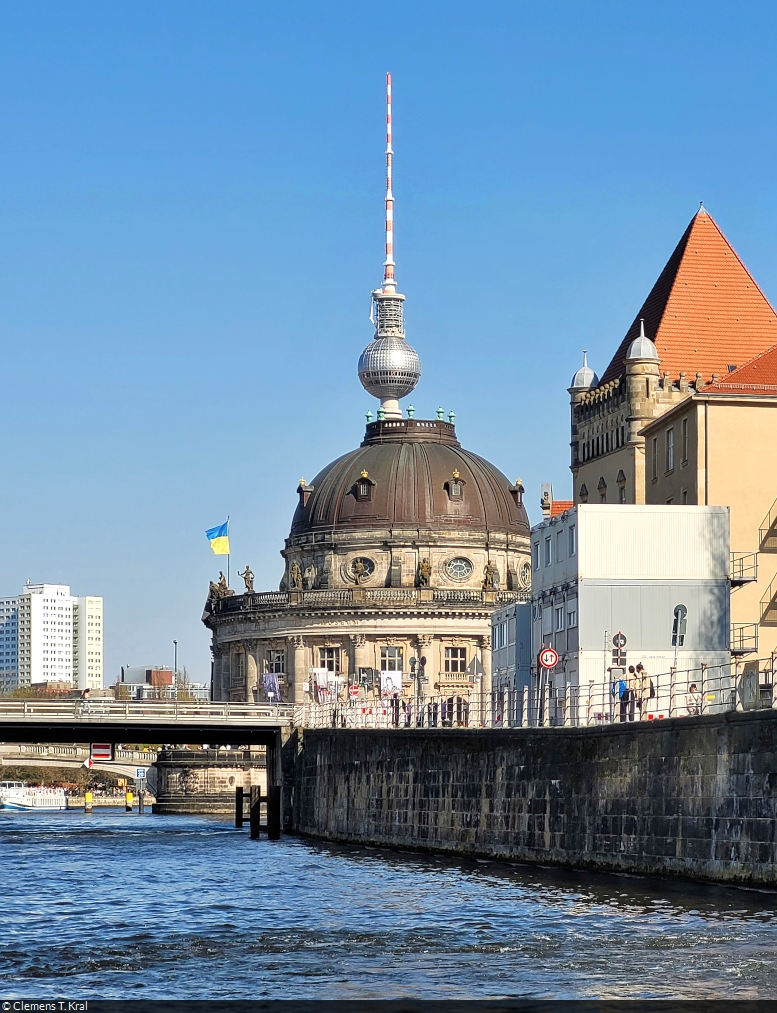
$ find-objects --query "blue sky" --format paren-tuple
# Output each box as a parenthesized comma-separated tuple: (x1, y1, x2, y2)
(1, 1, 776, 683)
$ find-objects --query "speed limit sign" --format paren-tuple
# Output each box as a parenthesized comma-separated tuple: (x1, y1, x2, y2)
(539, 647, 559, 669)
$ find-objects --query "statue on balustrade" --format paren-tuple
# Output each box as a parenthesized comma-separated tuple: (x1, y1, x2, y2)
(238, 565, 255, 593)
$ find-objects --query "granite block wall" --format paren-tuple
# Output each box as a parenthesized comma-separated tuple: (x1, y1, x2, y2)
(289, 709, 777, 884)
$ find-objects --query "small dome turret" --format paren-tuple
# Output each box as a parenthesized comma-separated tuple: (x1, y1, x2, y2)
(569, 350, 599, 390)
(626, 319, 659, 361)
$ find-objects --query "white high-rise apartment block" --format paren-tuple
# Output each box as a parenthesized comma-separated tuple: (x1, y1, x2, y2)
(74, 596, 104, 691)
(0, 583, 103, 694)
(0, 595, 20, 694)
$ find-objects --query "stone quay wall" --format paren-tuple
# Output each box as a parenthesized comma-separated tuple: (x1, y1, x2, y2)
(290, 710, 777, 885)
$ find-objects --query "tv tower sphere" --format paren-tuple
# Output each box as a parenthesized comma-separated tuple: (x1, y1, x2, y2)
(358, 332, 421, 401)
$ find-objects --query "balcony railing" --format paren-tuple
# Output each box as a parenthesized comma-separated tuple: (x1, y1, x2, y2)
(760, 497, 777, 552)
(731, 551, 758, 586)
(761, 574, 777, 625)
(731, 623, 759, 655)
(214, 587, 530, 615)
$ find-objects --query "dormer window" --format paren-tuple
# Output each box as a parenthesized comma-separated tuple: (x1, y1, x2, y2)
(445, 469, 466, 501)
(354, 469, 375, 503)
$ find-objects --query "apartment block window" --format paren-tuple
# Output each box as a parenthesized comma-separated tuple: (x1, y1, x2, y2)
(555, 529, 564, 562)
(533, 542, 540, 570)
(544, 537, 552, 567)
(619, 486, 627, 503)
(554, 606, 564, 632)
(681, 488, 688, 504)
(319, 647, 339, 671)
(651, 438, 658, 480)
(444, 647, 467, 673)
(681, 417, 689, 464)
(568, 524, 576, 556)
(380, 646, 403, 671)
(266, 650, 285, 674)
(666, 428, 675, 472)
(567, 607, 578, 628)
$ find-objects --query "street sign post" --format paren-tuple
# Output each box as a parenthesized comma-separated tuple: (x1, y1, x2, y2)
(539, 647, 559, 669)
(135, 767, 147, 780)
(348, 685, 359, 699)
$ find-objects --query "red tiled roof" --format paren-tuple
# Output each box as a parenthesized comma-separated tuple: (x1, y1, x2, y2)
(698, 341, 777, 396)
(550, 500, 573, 516)
(599, 209, 777, 385)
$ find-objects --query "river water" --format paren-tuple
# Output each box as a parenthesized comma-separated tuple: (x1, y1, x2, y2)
(2, 809, 777, 1001)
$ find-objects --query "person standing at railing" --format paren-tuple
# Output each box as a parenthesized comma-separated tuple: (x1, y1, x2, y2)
(686, 683, 701, 716)
(636, 663, 652, 720)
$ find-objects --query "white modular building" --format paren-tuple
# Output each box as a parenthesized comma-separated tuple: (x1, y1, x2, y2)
(491, 600, 532, 724)
(530, 505, 732, 725)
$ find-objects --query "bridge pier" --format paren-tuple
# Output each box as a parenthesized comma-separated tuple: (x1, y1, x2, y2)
(153, 748, 268, 815)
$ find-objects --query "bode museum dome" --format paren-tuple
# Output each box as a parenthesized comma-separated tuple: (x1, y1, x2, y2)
(204, 76, 530, 710)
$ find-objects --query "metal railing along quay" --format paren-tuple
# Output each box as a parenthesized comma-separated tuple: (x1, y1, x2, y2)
(294, 655, 777, 731)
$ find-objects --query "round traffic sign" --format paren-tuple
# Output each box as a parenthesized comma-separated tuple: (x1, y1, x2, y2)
(539, 647, 559, 669)
(612, 632, 627, 649)
(348, 684, 360, 698)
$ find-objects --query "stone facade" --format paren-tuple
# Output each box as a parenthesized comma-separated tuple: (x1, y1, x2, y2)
(204, 418, 531, 708)
(291, 711, 777, 885)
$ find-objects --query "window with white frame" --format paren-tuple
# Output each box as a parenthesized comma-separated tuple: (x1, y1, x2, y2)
(568, 524, 576, 556)
(380, 646, 403, 671)
(681, 417, 689, 463)
(554, 606, 564, 632)
(651, 437, 658, 480)
(666, 427, 675, 472)
(566, 597, 578, 628)
(555, 529, 563, 562)
(533, 542, 540, 570)
(266, 650, 285, 674)
(319, 647, 339, 671)
(444, 647, 466, 673)
(544, 537, 552, 567)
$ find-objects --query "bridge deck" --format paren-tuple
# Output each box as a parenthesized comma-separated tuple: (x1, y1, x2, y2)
(0, 701, 293, 746)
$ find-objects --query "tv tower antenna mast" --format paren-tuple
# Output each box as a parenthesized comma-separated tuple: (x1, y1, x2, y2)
(357, 73, 421, 420)
(383, 72, 396, 294)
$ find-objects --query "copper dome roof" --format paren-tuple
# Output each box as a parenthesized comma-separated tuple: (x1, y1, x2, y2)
(290, 419, 529, 537)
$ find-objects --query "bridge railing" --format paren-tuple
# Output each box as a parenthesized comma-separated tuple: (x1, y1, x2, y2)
(0, 699, 295, 724)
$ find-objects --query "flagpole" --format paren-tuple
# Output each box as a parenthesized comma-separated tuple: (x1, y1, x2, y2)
(227, 515, 230, 588)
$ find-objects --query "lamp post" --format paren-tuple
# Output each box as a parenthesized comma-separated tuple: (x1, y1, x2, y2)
(173, 640, 178, 683)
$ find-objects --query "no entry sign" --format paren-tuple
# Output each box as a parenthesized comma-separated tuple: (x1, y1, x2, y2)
(539, 647, 559, 669)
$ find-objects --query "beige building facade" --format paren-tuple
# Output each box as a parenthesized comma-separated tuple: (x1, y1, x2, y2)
(642, 385, 777, 662)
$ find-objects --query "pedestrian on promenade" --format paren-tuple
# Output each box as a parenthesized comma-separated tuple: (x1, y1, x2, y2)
(636, 663, 651, 719)
(686, 682, 701, 716)
(625, 666, 638, 721)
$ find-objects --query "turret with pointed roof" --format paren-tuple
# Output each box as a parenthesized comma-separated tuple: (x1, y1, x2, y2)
(570, 208, 777, 506)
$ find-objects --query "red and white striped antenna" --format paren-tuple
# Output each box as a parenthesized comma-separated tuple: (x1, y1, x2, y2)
(383, 72, 396, 294)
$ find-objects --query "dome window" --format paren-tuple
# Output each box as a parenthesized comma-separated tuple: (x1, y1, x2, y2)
(354, 469, 376, 503)
(445, 557, 473, 581)
(445, 469, 466, 501)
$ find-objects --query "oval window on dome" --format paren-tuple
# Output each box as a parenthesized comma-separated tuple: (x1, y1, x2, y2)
(445, 557, 473, 581)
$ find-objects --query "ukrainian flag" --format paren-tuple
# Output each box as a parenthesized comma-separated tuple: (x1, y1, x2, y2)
(206, 521, 230, 555)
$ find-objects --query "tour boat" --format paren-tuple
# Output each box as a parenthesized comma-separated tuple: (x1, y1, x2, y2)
(0, 780, 68, 811)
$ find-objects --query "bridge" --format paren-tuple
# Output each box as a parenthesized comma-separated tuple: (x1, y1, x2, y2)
(0, 699, 293, 748)
(0, 742, 161, 792)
